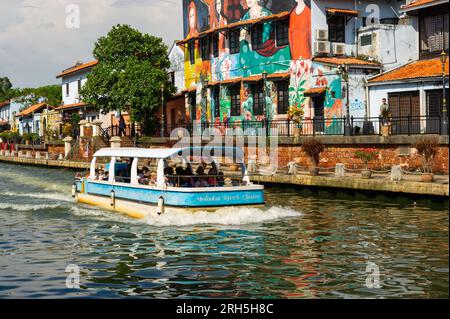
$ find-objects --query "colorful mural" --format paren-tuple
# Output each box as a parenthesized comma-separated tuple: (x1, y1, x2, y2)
(181, 0, 343, 133)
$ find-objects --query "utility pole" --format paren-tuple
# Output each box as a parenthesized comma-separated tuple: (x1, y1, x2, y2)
(160, 83, 165, 138)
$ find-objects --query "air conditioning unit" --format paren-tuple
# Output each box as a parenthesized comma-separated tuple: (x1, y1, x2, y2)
(314, 41, 330, 55)
(315, 29, 328, 41)
(332, 43, 346, 55)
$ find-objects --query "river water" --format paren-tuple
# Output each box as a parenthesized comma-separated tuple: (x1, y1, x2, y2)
(0, 162, 448, 298)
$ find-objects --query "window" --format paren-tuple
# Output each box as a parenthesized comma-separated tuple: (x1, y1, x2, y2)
(212, 86, 220, 118)
(169, 72, 175, 86)
(189, 93, 196, 120)
(229, 29, 240, 54)
(277, 80, 289, 114)
(328, 15, 345, 42)
(188, 41, 195, 64)
(420, 13, 449, 55)
(252, 82, 264, 116)
(212, 33, 219, 58)
(276, 19, 289, 47)
(77, 79, 81, 92)
(230, 84, 241, 116)
(200, 37, 210, 60)
(65, 83, 69, 96)
(251, 24, 264, 50)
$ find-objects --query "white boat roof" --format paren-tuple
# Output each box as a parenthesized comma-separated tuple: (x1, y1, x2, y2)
(93, 146, 244, 159)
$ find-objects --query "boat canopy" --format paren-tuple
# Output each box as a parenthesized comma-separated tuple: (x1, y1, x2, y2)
(93, 146, 245, 160)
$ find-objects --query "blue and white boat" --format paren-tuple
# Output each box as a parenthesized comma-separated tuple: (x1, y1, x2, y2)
(73, 146, 265, 219)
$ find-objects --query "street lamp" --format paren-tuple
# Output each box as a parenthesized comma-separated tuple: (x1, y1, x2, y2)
(262, 71, 268, 135)
(160, 83, 165, 137)
(440, 50, 448, 135)
(338, 64, 352, 136)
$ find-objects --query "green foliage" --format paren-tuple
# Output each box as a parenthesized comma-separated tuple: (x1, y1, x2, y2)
(14, 85, 62, 108)
(22, 132, 39, 143)
(354, 148, 378, 169)
(414, 137, 438, 173)
(62, 122, 72, 137)
(301, 138, 325, 168)
(2, 131, 21, 143)
(80, 24, 174, 134)
(0, 77, 12, 95)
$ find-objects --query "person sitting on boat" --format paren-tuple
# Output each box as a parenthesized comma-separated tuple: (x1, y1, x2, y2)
(175, 164, 184, 187)
(224, 177, 233, 187)
(138, 166, 149, 184)
(217, 171, 225, 186)
(195, 166, 209, 187)
(207, 166, 218, 187)
(97, 168, 106, 181)
(148, 171, 157, 186)
(182, 166, 194, 187)
(164, 166, 175, 187)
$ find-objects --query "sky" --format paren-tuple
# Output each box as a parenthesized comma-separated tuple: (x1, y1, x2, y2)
(0, 0, 183, 88)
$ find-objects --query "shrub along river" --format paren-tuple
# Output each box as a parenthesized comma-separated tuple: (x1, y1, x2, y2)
(0, 162, 448, 298)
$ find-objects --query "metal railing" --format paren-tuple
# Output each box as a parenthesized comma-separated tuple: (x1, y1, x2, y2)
(104, 115, 448, 138)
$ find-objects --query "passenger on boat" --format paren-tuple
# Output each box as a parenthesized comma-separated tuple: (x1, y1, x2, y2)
(207, 166, 218, 186)
(194, 166, 209, 187)
(217, 171, 225, 186)
(148, 172, 157, 186)
(164, 167, 175, 187)
(97, 168, 107, 181)
(138, 166, 149, 184)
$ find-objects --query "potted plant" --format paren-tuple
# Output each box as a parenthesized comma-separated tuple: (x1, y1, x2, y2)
(380, 108, 391, 137)
(354, 148, 378, 179)
(288, 106, 304, 136)
(413, 137, 438, 182)
(22, 132, 32, 145)
(301, 138, 324, 176)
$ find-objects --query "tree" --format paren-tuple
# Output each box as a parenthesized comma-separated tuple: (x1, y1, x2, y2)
(80, 24, 174, 135)
(14, 85, 62, 108)
(0, 77, 12, 95)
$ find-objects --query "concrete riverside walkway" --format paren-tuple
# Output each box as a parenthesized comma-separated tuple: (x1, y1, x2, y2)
(250, 170, 449, 197)
(1, 154, 448, 197)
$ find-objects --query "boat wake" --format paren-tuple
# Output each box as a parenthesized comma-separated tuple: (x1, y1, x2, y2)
(1, 191, 72, 202)
(144, 206, 302, 227)
(0, 202, 63, 212)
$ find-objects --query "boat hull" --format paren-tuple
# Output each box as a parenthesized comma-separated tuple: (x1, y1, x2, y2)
(75, 179, 265, 219)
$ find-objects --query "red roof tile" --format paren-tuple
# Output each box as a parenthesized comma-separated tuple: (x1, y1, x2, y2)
(17, 103, 51, 116)
(402, 0, 447, 11)
(55, 102, 87, 111)
(368, 57, 449, 83)
(56, 60, 98, 78)
(313, 56, 381, 67)
(304, 87, 327, 96)
(0, 100, 10, 108)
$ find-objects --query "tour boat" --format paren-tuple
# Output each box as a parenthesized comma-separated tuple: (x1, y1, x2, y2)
(73, 146, 265, 219)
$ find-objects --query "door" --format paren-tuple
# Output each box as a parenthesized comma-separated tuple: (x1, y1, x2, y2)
(312, 95, 325, 133)
(388, 91, 420, 134)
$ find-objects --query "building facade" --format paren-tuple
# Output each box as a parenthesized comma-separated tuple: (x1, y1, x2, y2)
(178, 0, 414, 135)
(367, 0, 449, 134)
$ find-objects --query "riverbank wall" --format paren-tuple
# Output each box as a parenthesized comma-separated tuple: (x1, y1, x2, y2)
(1, 153, 448, 197)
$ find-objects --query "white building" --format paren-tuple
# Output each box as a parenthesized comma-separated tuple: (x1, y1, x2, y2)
(367, 0, 449, 134)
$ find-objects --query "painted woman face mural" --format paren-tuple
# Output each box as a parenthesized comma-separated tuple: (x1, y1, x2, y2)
(188, 1, 199, 37)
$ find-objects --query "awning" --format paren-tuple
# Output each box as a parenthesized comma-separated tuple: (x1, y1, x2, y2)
(304, 87, 327, 97)
(177, 11, 290, 45)
(326, 8, 358, 16)
(181, 87, 197, 94)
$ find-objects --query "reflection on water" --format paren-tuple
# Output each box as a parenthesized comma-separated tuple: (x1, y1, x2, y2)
(0, 162, 448, 298)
